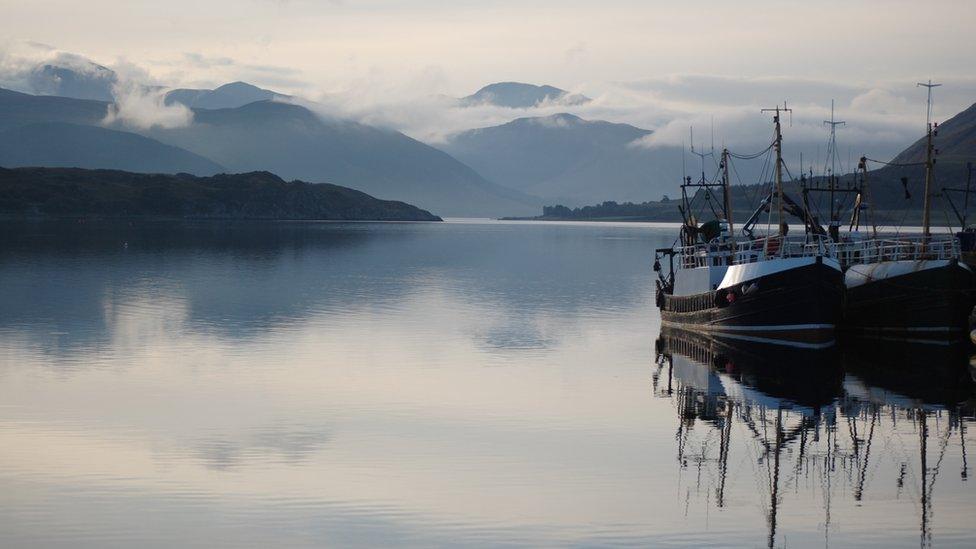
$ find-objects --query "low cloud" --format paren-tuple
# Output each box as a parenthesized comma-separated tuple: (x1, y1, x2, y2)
(103, 80, 193, 130)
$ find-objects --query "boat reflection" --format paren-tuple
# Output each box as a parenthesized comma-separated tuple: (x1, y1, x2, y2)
(654, 328, 976, 548)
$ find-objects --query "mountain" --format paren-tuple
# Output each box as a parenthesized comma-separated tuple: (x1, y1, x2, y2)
(441, 113, 684, 206)
(164, 82, 289, 110)
(0, 87, 537, 216)
(27, 61, 117, 102)
(0, 122, 224, 175)
(0, 167, 441, 221)
(459, 82, 590, 108)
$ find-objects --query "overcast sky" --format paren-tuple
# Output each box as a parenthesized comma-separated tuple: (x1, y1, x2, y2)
(2, 0, 974, 167)
(3, 0, 973, 95)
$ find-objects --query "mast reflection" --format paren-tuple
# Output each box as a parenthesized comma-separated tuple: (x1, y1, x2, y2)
(654, 328, 976, 548)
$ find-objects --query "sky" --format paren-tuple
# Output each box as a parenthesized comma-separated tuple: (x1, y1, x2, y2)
(1, 0, 975, 169)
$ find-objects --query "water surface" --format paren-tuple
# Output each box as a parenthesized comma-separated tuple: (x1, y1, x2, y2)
(0, 219, 973, 548)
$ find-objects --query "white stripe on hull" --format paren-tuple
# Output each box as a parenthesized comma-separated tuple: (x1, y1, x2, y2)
(718, 256, 841, 290)
(662, 320, 834, 332)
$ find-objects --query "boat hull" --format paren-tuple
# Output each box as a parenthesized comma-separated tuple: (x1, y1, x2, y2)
(659, 258, 844, 348)
(843, 260, 976, 340)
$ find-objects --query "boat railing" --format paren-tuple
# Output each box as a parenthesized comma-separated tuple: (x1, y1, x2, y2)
(676, 235, 833, 269)
(830, 235, 960, 265)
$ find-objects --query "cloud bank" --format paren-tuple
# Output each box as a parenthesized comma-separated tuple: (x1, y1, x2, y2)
(2, 41, 975, 177)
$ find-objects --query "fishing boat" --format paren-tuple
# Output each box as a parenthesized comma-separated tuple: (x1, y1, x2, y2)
(654, 106, 844, 348)
(839, 83, 976, 340)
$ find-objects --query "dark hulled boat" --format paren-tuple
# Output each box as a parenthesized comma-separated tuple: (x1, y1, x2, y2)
(838, 85, 976, 340)
(656, 106, 845, 348)
(659, 244, 843, 347)
(843, 241, 975, 339)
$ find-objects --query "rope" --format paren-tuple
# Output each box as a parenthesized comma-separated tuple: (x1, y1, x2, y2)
(729, 140, 776, 160)
(864, 157, 925, 168)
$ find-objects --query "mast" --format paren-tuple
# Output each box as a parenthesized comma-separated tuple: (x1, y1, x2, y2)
(918, 80, 942, 238)
(823, 100, 846, 237)
(966, 161, 973, 228)
(762, 104, 792, 237)
(856, 156, 879, 238)
(722, 147, 733, 235)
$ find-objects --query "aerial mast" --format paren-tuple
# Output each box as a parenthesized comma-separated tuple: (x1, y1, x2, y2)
(917, 79, 941, 239)
(690, 127, 711, 185)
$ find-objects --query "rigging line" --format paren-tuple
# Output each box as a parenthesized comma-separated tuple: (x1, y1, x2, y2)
(729, 140, 776, 160)
(730, 156, 762, 213)
(865, 157, 926, 168)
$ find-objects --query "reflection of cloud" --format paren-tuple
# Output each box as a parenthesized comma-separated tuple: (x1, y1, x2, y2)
(564, 41, 587, 62)
(185, 425, 332, 470)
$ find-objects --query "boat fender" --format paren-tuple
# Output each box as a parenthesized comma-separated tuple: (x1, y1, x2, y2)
(726, 291, 736, 304)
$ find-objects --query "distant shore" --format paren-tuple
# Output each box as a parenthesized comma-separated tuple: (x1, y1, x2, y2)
(0, 167, 442, 222)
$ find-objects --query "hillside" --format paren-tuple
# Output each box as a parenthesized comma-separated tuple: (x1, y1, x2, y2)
(0, 88, 107, 129)
(0, 167, 441, 221)
(459, 82, 590, 108)
(892, 102, 976, 165)
(442, 113, 684, 206)
(0, 122, 224, 175)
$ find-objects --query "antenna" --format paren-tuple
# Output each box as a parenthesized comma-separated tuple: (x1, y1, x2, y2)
(710, 115, 715, 155)
(822, 99, 846, 178)
(689, 125, 712, 184)
(917, 79, 942, 128)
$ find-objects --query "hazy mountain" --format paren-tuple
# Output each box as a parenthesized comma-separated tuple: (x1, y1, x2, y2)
(0, 87, 538, 216)
(27, 61, 117, 101)
(0, 122, 223, 175)
(540, 102, 976, 225)
(459, 82, 590, 108)
(164, 82, 289, 110)
(0, 167, 441, 221)
(141, 100, 539, 216)
(442, 113, 685, 206)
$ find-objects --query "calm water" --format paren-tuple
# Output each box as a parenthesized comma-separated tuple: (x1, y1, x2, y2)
(0, 219, 974, 548)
